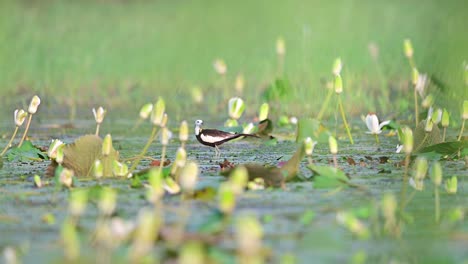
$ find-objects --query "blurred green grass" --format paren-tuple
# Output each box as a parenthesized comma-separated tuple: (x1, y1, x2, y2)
(0, 0, 467, 119)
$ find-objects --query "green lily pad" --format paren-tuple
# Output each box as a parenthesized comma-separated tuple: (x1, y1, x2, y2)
(308, 164, 349, 189)
(5, 140, 47, 162)
(415, 140, 468, 159)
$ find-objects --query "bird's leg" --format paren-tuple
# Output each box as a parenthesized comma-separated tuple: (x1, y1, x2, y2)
(215, 145, 220, 159)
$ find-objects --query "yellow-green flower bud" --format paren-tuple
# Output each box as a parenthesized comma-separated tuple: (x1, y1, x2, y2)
(28, 95, 41, 114)
(147, 168, 164, 203)
(404, 39, 413, 58)
(59, 168, 74, 188)
(445, 176, 457, 194)
(213, 59, 227, 75)
(94, 160, 103, 178)
(34, 174, 42, 188)
(113, 160, 128, 177)
(414, 157, 428, 180)
(328, 135, 338, 154)
(163, 177, 181, 194)
(69, 189, 88, 217)
(92, 106, 106, 124)
(411, 68, 419, 86)
(179, 242, 205, 264)
(160, 127, 171, 146)
(425, 117, 433, 133)
(175, 147, 187, 168)
(224, 118, 238, 127)
(48, 139, 64, 160)
(401, 127, 413, 154)
(432, 108, 442, 124)
(235, 215, 263, 255)
(228, 97, 245, 120)
(179, 120, 189, 142)
(102, 134, 112, 156)
(242, 123, 255, 134)
(334, 74, 343, 94)
(161, 113, 168, 128)
(139, 103, 153, 120)
(55, 144, 65, 165)
(421, 94, 434, 108)
(151, 97, 165, 126)
(332, 57, 342, 76)
(14, 109, 27, 127)
(431, 161, 442, 186)
(276, 37, 285, 56)
(229, 166, 248, 195)
(441, 109, 450, 128)
(463, 100, 468, 120)
(180, 161, 199, 193)
(132, 209, 161, 256)
(304, 137, 317, 156)
(218, 182, 236, 214)
(235, 74, 245, 94)
(99, 187, 117, 216)
(258, 103, 269, 121)
(191, 86, 203, 104)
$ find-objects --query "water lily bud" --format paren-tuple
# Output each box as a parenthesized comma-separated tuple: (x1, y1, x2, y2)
(228, 97, 245, 120)
(304, 137, 317, 156)
(403, 39, 413, 58)
(179, 242, 205, 264)
(411, 68, 419, 86)
(191, 86, 203, 104)
(415, 73, 428, 97)
(463, 100, 468, 120)
(334, 74, 343, 94)
(213, 59, 227, 75)
(229, 166, 248, 195)
(163, 177, 181, 194)
(160, 113, 168, 128)
(179, 161, 199, 193)
(445, 176, 457, 194)
(92, 106, 106, 124)
(332, 58, 342, 76)
(99, 187, 117, 216)
(113, 160, 128, 177)
(381, 193, 397, 220)
(175, 147, 187, 168)
(401, 127, 413, 154)
(139, 103, 153, 120)
(14, 109, 27, 127)
(224, 118, 238, 127)
(28, 95, 41, 114)
(247, 178, 265, 190)
(34, 175, 42, 188)
(179, 120, 189, 142)
(160, 127, 171, 146)
(147, 169, 164, 203)
(421, 94, 434, 108)
(235, 74, 245, 94)
(69, 189, 88, 217)
(59, 168, 74, 188)
(336, 211, 370, 239)
(242, 123, 255, 134)
(432, 108, 442, 124)
(276, 37, 285, 56)
(48, 139, 64, 160)
(151, 97, 165, 126)
(431, 161, 442, 186)
(328, 135, 338, 154)
(218, 182, 236, 214)
(258, 103, 269, 121)
(425, 117, 433, 132)
(55, 145, 65, 165)
(236, 215, 263, 255)
(94, 160, 103, 178)
(102, 134, 112, 156)
(365, 113, 381, 134)
(414, 157, 428, 180)
(441, 109, 450, 128)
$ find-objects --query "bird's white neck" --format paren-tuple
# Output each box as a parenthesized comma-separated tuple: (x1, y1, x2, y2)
(195, 125, 201, 136)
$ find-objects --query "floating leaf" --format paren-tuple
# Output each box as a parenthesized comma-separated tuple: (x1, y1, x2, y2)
(413, 120, 442, 152)
(308, 165, 349, 189)
(6, 140, 47, 162)
(416, 140, 467, 159)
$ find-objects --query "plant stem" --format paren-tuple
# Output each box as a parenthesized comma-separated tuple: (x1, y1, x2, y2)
(95, 123, 101, 136)
(317, 88, 333, 121)
(414, 86, 419, 126)
(18, 114, 33, 147)
(159, 145, 166, 171)
(443, 127, 447, 142)
(0, 126, 19, 156)
(127, 126, 158, 176)
(374, 133, 380, 144)
(457, 119, 465, 141)
(333, 154, 338, 168)
(400, 154, 410, 211)
(337, 96, 354, 144)
(434, 187, 440, 223)
(277, 54, 284, 77)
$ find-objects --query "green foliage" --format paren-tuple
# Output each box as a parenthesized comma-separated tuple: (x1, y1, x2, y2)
(262, 79, 293, 102)
(5, 140, 47, 162)
(415, 140, 468, 159)
(308, 165, 349, 189)
(296, 118, 329, 143)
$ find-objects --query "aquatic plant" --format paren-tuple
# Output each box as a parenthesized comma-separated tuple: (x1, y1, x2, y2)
(0, 109, 28, 156)
(457, 100, 468, 141)
(92, 106, 106, 136)
(364, 113, 390, 144)
(335, 74, 354, 144)
(18, 95, 41, 147)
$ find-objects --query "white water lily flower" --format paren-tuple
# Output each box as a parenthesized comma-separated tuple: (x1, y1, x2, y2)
(92, 106, 106, 124)
(48, 139, 64, 159)
(28, 95, 41, 114)
(415, 73, 428, 98)
(365, 113, 390, 134)
(14, 109, 28, 127)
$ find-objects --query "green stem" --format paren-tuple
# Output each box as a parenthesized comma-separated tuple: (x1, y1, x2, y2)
(18, 114, 33, 147)
(127, 126, 158, 176)
(443, 127, 447, 142)
(338, 96, 354, 144)
(415, 133, 428, 152)
(0, 126, 19, 156)
(374, 133, 380, 144)
(317, 88, 334, 121)
(457, 119, 465, 141)
(400, 154, 410, 211)
(159, 145, 166, 171)
(95, 123, 101, 136)
(414, 85, 419, 126)
(434, 187, 440, 223)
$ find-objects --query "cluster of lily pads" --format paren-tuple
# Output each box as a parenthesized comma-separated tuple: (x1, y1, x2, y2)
(1, 38, 467, 263)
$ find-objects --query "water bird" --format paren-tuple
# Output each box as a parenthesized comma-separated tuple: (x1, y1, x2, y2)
(194, 119, 258, 157)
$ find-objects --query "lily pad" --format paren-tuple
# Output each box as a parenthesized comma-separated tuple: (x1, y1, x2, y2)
(415, 140, 468, 159)
(308, 165, 349, 189)
(5, 140, 47, 162)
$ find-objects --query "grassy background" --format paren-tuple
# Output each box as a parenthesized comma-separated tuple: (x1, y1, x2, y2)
(0, 0, 467, 120)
